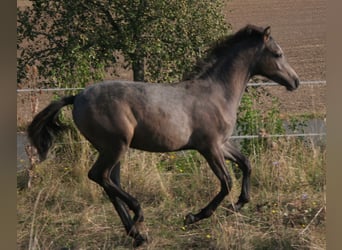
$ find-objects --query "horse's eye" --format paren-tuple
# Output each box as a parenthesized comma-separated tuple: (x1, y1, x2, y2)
(275, 52, 283, 58)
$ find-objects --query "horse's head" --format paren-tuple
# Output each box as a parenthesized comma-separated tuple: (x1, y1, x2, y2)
(254, 26, 299, 91)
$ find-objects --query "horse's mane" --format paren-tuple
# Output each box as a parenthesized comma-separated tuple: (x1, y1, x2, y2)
(184, 24, 265, 80)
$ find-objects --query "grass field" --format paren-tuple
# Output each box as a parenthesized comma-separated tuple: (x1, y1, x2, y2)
(17, 126, 326, 249)
(17, 1, 326, 249)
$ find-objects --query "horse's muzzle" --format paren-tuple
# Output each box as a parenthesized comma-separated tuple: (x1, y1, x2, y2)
(286, 78, 300, 91)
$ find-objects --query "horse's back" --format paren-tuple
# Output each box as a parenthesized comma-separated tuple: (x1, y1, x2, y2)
(72, 81, 194, 152)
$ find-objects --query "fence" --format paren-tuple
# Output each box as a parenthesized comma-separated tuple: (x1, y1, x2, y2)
(16, 80, 326, 93)
(16, 80, 327, 139)
(17, 80, 326, 169)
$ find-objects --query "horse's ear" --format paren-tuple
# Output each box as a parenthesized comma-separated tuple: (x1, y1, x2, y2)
(263, 26, 271, 42)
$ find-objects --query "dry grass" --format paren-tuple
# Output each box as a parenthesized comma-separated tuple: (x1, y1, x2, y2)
(17, 129, 326, 249)
(17, 2, 326, 248)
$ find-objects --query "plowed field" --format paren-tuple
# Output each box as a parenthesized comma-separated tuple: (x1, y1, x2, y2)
(225, 0, 326, 115)
(17, 0, 326, 127)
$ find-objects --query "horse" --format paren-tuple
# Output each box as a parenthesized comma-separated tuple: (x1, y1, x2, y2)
(27, 24, 299, 247)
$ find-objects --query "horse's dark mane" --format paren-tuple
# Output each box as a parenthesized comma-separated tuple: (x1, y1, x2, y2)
(184, 25, 265, 80)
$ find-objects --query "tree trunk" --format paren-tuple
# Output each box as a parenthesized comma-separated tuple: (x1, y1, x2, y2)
(132, 58, 145, 82)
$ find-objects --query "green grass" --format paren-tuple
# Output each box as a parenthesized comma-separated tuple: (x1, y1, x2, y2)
(17, 132, 326, 249)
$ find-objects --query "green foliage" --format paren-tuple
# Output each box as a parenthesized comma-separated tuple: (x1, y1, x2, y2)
(288, 115, 309, 134)
(235, 87, 314, 161)
(236, 87, 286, 156)
(17, 0, 229, 85)
(157, 150, 203, 174)
(51, 46, 106, 88)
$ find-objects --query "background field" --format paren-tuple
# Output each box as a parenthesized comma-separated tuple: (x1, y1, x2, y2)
(17, 0, 326, 249)
(17, 0, 326, 127)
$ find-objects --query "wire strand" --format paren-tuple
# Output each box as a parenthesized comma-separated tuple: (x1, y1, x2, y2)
(16, 80, 326, 93)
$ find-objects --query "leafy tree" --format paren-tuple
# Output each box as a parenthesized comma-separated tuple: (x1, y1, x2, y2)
(17, 0, 230, 86)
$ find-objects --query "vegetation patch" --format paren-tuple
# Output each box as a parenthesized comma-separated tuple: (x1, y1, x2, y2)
(17, 125, 326, 249)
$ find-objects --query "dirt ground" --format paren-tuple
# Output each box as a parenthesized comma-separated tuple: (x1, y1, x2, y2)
(225, 0, 326, 115)
(17, 0, 327, 127)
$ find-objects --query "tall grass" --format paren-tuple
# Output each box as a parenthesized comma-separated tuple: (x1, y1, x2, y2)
(17, 28, 325, 248)
(17, 126, 326, 249)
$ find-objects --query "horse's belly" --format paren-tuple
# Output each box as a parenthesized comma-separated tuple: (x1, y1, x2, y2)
(130, 126, 191, 152)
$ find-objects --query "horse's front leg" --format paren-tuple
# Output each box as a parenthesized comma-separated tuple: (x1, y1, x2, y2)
(184, 146, 233, 225)
(222, 142, 252, 211)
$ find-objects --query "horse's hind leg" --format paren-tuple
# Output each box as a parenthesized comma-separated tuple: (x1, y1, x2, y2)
(88, 151, 146, 247)
(110, 162, 136, 231)
(223, 142, 251, 211)
(109, 162, 146, 246)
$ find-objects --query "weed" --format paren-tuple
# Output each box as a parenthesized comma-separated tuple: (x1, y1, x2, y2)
(17, 129, 326, 249)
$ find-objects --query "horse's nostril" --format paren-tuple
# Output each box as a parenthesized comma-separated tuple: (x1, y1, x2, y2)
(295, 79, 300, 88)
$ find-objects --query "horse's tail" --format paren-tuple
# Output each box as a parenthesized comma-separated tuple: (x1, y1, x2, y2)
(27, 95, 76, 161)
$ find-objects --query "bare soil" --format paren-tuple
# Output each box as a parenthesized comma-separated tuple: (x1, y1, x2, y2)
(225, 0, 326, 115)
(17, 0, 327, 127)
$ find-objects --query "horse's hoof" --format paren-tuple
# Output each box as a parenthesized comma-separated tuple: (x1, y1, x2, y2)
(133, 214, 144, 223)
(184, 213, 196, 226)
(133, 234, 147, 248)
(225, 203, 242, 215)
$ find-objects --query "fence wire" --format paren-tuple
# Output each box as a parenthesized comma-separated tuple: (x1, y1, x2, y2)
(16, 80, 326, 93)
(16, 80, 326, 140)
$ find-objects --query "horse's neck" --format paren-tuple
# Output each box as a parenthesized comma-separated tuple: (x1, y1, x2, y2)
(215, 64, 251, 115)
(206, 46, 255, 107)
